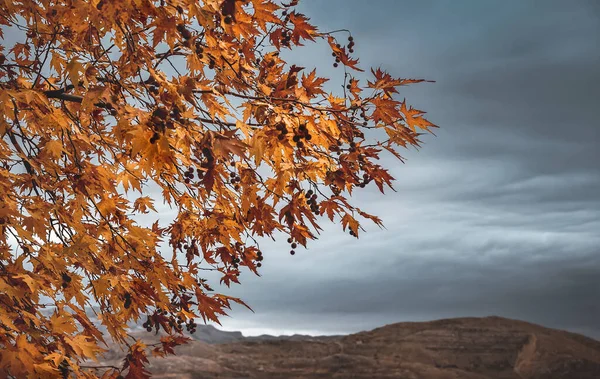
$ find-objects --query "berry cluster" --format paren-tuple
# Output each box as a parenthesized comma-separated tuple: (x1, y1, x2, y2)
(292, 123, 311, 149)
(305, 189, 319, 214)
(280, 29, 292, 48)
(332, 35, 356, 68)
(229, 170, 241, 191)
(358, 107, 368, 126)
(332, 50, 340, 68)
(145, 75, 160, 95)
(231, 242, 243, 269)
(184, 166, 204, 185)
(149, 106, 176, 143)
(275, 122, 289, 140)
(329, 140, 343, 156)
(230, 242, 264, 270)
(184, 318, 197, 334)
(177, 29, 216, 70)
(256, 250, 263, 268)
(61, 272, 71, 288)
(142, 314, 156, 332)
(358, 172, 372, 188)
(141, 309, 198, 335)
(176, 147, 217, 188)
(220, 0, 237, 25)
(348, 140, 357, 153)
(176, 24, 193, 41)
(195, 42, 204, 59)
(287, 237, 297, 255)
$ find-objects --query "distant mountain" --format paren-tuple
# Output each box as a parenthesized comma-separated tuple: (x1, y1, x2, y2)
(95, 316, 600, 378)
(189, 324, 244, 344)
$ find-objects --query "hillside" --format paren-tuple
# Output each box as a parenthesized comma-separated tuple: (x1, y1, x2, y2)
(95, 316, 600, 378)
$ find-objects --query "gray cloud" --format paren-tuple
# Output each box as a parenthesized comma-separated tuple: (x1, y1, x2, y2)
(201, 1, 600, 340)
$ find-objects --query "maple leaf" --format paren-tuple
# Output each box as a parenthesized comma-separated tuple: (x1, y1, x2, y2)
(301, 69, 328, 98)
(133, 196, 156, 214)
(370, 96, 402, 124)
(42, 139, 64, 160)
(123, 341, 151, 379)
(400, 101, 438, 133)
(289, 12, 318, 45)
(50, 312, 77, 335)
(66, 335, 106, 361)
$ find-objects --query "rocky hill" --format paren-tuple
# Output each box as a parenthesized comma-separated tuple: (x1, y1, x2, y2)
(96, 316, 600, 378)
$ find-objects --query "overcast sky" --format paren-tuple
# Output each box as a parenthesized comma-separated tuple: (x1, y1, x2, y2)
(198, 0, 600, 339)
(6, 1, 598, 340)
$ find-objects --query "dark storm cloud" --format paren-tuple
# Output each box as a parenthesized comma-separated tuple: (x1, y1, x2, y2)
(207, 0, 600, 339)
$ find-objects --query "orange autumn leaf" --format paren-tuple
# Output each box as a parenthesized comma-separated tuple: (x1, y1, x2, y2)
(133, 196, 157, 214)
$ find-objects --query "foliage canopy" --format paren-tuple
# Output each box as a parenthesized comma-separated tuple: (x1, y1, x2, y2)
(0, 0, 436, 377)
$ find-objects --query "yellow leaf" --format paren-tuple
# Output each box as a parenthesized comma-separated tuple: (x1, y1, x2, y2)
(43, 140, 64, 160)
(66, 58, 84, 88)
(51, 312, 77, 334)
(133, 196, 156, 214)
(66, 335, 105, 361)
(33, 362, 58, 377)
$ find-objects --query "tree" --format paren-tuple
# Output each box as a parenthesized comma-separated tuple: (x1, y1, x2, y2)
(0, 0, 437, 377)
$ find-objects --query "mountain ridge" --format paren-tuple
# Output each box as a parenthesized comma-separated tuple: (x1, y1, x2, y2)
(94, 315, 600, 378)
